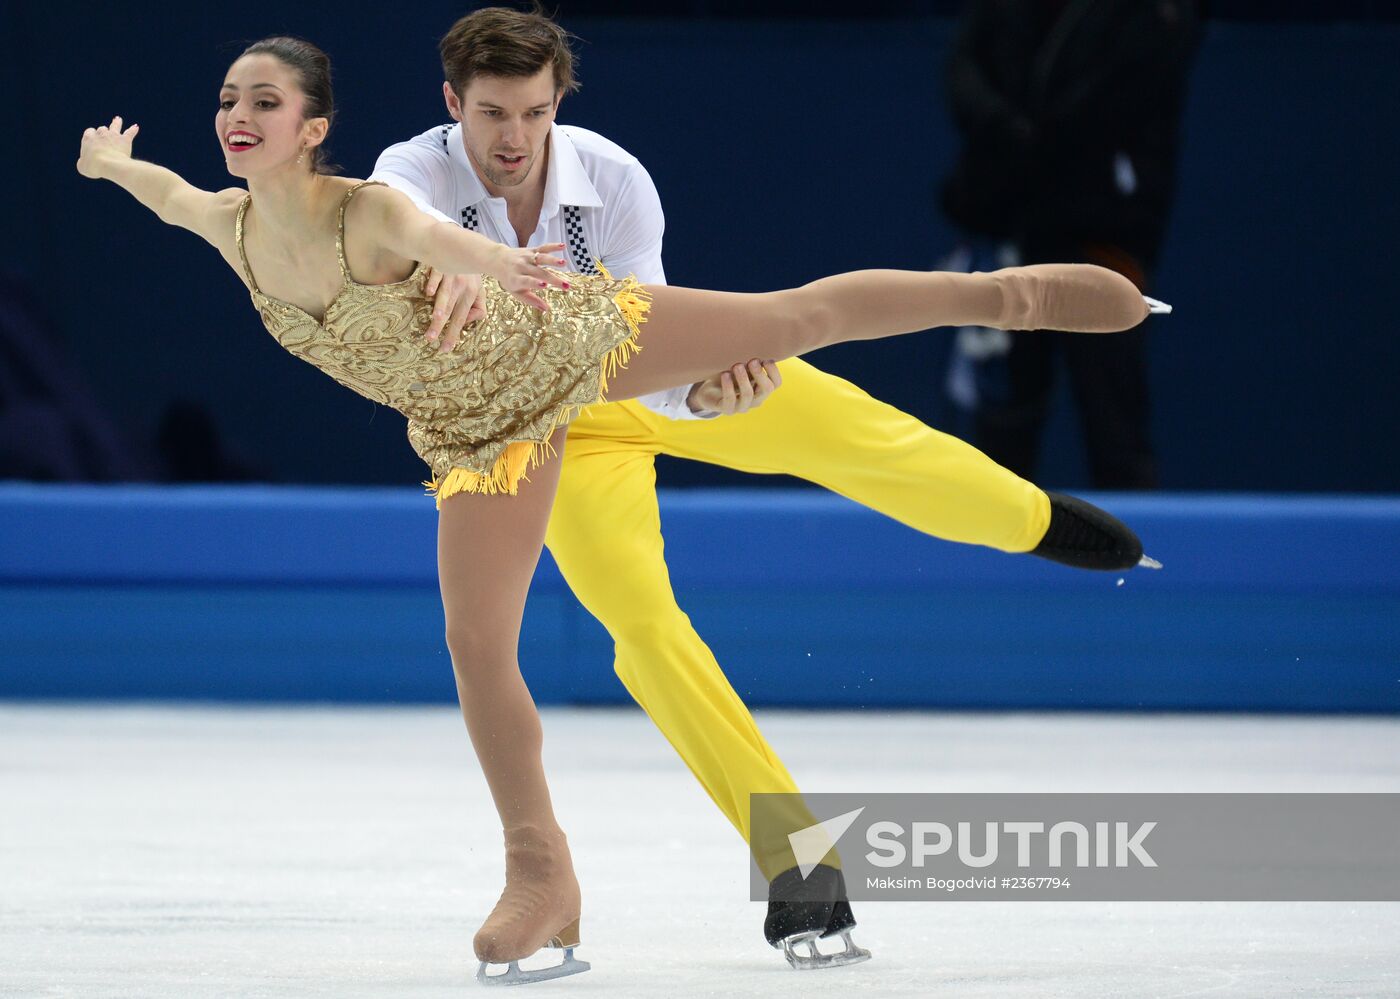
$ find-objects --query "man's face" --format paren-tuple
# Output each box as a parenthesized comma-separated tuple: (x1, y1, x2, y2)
(447, 67, 559, 191)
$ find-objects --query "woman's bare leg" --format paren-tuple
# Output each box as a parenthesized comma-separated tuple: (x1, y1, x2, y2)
(606, 264, 1149, 400)
(437, 428, 583, 966)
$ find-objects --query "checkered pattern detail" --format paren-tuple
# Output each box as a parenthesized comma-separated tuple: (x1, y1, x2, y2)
(562, 205, 599, 275)
(460, 205, 481, 231)
(439, 125, 451, 149)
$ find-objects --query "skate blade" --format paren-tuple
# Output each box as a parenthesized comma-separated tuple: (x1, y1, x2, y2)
(1137, 554, 1163, 569)
(476, 947, 591, 986)
(780, 928, 872, 971)
(1144, 296, 1172, 314)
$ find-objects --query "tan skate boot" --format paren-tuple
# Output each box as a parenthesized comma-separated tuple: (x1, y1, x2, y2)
(474, 825, 588, 986)
(990, 263, 1165, 333)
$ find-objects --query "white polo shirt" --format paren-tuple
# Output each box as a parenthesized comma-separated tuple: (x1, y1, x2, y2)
(370, 122, 699, 420)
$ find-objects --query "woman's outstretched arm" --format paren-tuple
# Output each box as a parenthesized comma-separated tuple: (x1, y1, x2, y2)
(355, 183, 570, 312)
(77, 117, 243, 247)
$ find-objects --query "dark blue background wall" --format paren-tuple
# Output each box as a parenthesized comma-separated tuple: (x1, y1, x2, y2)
(3, 4, 1397, 492)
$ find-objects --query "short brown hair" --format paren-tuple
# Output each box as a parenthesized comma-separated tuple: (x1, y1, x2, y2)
(439, 5, 580, 99)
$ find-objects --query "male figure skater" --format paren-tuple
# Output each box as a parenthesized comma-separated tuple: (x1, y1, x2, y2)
(373, 5, 1149, 975)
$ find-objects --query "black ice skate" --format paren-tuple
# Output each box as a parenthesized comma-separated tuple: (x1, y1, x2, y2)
(765, 865, 871, 970)
(1031, 492, 1162, 571)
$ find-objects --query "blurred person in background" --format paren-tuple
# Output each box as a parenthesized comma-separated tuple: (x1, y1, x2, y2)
(0, 276, 155, 482)
(0, 277, 257, 484)
(942, 0, 1201, 489)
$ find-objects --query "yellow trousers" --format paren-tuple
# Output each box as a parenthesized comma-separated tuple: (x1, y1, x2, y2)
(543, 358, 1049, 879)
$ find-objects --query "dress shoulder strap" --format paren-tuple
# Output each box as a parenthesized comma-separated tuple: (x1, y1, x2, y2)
(233, 193, 261, 293)
(335, 180, 387, 279)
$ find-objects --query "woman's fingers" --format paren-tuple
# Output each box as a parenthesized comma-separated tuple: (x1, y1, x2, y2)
(517, 273, 564, 303)
(78, 117, 138, 177)
(513, 288, 550, 312)
(515, 248, 570, 289)
(499, 241, 580, 310)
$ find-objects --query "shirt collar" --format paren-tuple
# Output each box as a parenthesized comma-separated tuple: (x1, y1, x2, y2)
(447, 122, 603, 213)
(445, 124, 489, 206)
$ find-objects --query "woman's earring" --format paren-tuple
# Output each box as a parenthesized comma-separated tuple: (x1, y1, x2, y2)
(296, 146, 306, 166)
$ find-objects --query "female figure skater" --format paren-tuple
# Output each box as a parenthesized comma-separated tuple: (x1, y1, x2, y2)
(77, 37, 1158, 986)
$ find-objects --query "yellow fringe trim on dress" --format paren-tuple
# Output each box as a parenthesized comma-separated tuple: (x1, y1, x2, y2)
(424, 265, 652, 507)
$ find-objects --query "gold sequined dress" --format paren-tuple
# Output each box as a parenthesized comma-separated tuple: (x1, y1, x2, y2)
(235, 182, 650, 504)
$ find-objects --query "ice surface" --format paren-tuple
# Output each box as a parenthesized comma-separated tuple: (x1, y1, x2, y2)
(2, 705, 1398, 997)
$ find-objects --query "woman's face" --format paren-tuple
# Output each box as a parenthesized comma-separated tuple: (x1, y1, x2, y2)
(216, 54, 317, 178)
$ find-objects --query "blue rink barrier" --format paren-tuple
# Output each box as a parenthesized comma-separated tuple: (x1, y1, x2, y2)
(1, 484, 1397, 712)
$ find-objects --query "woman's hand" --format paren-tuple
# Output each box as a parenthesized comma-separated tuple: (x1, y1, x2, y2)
(78, 116, 139, 179)
(487, 243, 570, 311)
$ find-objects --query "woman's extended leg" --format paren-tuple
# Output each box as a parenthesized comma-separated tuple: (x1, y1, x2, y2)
(606, 264, 1149, 400)
(437, 428, 583, 971)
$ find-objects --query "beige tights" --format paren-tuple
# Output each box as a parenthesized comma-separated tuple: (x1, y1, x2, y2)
(437, 429, 581, 962)
(606, 264, 1149, 401)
